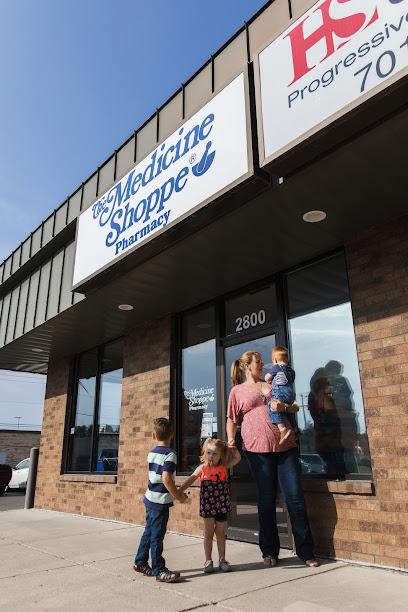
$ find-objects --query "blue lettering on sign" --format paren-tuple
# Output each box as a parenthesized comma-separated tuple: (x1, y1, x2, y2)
(91, 113, 216, 253)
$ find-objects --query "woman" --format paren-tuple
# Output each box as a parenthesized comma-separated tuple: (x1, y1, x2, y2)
(226, 351, 319, 567)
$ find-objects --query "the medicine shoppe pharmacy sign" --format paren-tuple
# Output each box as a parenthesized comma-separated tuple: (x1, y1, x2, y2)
(73, 73, 250, 289)
(256, 0, 408, 165)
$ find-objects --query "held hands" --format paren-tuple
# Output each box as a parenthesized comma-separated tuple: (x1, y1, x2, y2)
(175, 489, 188, 503)
(228, 438, 236, 453)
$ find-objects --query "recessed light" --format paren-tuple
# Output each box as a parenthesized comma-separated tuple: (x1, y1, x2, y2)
(32, 348, 44, 353)
(118, 304, 133, 311)
(303, 210, 327, 223)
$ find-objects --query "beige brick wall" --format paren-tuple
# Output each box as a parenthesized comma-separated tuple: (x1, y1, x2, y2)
(0, 431, 41, 467)
(34, 314, 203, 537)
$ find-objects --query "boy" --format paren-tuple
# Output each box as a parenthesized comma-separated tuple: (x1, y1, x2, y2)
(265, 346, 299, 444)
(133, 417, 187, 583)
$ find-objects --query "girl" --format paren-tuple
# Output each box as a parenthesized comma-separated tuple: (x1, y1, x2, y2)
(179, 437, 241, 573)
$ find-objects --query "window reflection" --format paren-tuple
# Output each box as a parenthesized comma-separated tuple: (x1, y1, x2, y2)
(68, 339, 123, 473)
(69, 349, 97, 472)
(96, 340, 123, 472)
(287, 255, 372, 477)
(180, 307, 216, 473)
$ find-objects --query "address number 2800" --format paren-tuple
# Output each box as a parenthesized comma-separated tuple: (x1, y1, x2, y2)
(235, 310, 266, 332)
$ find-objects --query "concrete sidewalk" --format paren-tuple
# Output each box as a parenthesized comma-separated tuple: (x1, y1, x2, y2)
(0, 509, 407, 611)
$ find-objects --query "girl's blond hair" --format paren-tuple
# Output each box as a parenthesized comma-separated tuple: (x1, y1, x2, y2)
(230, 351, 263, 386)
(200, 437, 229, 466)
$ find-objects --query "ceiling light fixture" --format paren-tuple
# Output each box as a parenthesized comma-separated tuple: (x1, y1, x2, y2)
(118, 304, 133, 311)
(303, 210, 327, 223)
(32, 348, 44, 353)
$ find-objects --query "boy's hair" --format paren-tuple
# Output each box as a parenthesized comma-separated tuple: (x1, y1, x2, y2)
(153, 417, 173, 441)
(200, 438, 229, 466)
(272, 346, 289, 363)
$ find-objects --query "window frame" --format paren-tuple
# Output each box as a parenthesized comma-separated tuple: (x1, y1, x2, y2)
(64, 336, 123, 474)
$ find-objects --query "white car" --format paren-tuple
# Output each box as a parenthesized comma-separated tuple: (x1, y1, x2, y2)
(8, 458, 30, 490)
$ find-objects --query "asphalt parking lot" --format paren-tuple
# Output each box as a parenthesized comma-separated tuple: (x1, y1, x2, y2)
(0, 489, 25, 511)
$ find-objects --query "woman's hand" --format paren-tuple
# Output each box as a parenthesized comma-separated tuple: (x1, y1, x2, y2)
(269, 399, 285, 412)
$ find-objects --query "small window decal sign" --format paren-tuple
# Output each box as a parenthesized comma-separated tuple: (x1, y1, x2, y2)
(257, 0, 408, 162)
(72, 73, 250, 289)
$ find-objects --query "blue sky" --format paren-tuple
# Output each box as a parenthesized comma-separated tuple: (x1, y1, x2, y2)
(0, 0, 268, 430)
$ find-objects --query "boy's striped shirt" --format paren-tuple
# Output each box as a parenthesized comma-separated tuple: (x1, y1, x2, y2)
(143, 445, 177, 510)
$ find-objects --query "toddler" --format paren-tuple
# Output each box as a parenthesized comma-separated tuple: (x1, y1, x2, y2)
(265, 346, 299, 444)
(179, 438, 241, 573)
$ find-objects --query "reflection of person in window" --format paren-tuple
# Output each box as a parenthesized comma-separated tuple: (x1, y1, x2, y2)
(308, 368, 347, 474)
(325, 360, 359, 474)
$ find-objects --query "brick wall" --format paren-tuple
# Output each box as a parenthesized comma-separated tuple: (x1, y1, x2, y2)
(34, 314, 203, 537)
(303, 215, 408, 570)
(0, 431, 41, 467)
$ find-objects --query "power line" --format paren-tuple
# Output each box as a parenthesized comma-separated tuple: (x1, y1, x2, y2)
(0, 400, 44, 405)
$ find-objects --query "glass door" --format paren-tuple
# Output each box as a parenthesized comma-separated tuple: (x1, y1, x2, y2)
(223, 334, 291, 547)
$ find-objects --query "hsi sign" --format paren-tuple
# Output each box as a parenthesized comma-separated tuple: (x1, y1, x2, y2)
(73, 73, 250, 289)
(257, 0, 408, 163)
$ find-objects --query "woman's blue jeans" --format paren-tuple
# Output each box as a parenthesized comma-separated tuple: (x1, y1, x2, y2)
(134, 506, 169, 575)
(245, 447, 315, 561)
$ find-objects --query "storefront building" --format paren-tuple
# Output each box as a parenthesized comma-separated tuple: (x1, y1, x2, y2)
(0, 0, 407, 569)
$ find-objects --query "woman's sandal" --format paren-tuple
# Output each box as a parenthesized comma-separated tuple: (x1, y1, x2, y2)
(204, 560, 214, 573)
(305, 559, 320, 567)
(263, 556, 278, 567)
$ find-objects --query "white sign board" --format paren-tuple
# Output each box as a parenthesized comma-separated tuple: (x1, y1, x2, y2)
(73, 73, 250, 288)
(258, 0, 408, 162)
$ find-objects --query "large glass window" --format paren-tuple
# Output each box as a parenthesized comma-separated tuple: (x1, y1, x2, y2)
(67, 338, 123, 473)
(180, 306, 217, 473)
(287, 254, 372, 477)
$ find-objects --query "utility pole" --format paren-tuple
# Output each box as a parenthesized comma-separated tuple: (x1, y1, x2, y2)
(14, 416, 21, 430)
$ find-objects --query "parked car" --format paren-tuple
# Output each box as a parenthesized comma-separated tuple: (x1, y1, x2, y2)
(97, 448, 118, 472)
(300, 458, 311, 474)
(0, 464, 12, 495)
(8, 458, 30, 490)
(300, 453, 327, 474)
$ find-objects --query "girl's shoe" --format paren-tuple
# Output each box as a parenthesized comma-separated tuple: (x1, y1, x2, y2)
(204, 560, 214, 573)
(219, 559, 231, 572)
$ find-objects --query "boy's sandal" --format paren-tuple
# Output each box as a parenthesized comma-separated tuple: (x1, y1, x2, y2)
(219, 559, 231, 572)
(133, 563, 153, 576)
(305, 559, 320, 567)
(263, 556, 278, 567)
(204, 560, 214, 573)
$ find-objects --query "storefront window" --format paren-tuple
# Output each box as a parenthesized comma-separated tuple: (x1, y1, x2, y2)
(180, 306, 217, 473)
(287, 254, 372, 477)
(67, 338, 123, 473)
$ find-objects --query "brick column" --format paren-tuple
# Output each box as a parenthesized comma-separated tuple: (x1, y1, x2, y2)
(342, 215, 408, 569)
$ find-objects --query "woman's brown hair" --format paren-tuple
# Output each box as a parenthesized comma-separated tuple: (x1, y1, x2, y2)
(230, 351, 263, 386)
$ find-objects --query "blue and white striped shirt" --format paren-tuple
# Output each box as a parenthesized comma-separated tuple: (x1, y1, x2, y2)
(143, 445, 177, 510)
